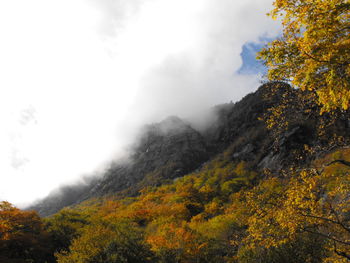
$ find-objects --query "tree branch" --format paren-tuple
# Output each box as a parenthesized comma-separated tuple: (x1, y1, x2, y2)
(327, 201, 350, 234)
(326, 159, 350, 167)
(300, 212, 350, 234)
(333, 241, 350, 260)
(302, 228, 350, 246)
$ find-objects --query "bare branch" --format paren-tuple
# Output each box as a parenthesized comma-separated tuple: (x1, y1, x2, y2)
(300, 212, 350, 234)
(326, 159, 350, 167)
(303, 228, 350, 246)
(334, 241, 350, 260)
(327, 201, 350, 234)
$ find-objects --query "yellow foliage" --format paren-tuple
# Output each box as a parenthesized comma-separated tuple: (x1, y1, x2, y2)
(240, 149, 350, 261)
(259, 0, 350, 113)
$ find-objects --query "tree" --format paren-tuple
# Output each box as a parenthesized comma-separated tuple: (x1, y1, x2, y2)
(258, 0, 350, 113)
(56, 219, 155, 263)
(241, 155, 350, 262)
(0, 201, 53, 263)
(45, 209, 90, 253)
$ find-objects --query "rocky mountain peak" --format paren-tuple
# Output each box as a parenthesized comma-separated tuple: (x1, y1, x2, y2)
(29, 82, 350, 216)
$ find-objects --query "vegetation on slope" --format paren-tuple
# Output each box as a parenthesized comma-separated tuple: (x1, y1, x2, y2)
(1, 0, 349, 262)
(2, 149, 350, 262)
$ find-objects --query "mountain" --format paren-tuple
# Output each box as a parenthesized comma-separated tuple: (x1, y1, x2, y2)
(30, 82, 350, 216)
(31, 116, 211, 216)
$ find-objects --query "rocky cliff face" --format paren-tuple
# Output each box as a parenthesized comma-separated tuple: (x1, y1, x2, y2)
(86, 116, 210, 198)
(205, 82, 350, 170)
(32, 116, 211, 216)
(30, 82, 350, 216)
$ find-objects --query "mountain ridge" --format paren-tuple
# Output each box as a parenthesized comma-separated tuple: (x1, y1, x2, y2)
(30, 82, 350, 216)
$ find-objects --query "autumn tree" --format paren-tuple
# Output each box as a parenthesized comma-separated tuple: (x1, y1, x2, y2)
(45, 209, 90, 253)
(237, 233, 326, 263)
(56, 219, 155, 263)
(240, 151, 350, 262)
(258, 0, 350, 113)
(0, 201, 54, 263)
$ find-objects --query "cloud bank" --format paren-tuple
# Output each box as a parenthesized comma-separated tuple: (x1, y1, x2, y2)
(0, 0, 279, 206)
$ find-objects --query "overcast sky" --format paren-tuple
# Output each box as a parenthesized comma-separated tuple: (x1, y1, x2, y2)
(0, 0, 280, 207)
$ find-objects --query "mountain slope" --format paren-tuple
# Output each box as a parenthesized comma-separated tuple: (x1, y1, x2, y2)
(30, 82, 350, 216)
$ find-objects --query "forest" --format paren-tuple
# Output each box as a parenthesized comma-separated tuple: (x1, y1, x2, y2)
(1, 0, 350, 262)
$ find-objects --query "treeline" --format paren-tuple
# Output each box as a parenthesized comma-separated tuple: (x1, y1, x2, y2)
(2, 148, 350, 262)
(1, 0, 349, 262)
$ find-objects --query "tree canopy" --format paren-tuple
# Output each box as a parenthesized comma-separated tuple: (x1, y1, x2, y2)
(0, 201, 54, 263)
(258, 0, 350, 113)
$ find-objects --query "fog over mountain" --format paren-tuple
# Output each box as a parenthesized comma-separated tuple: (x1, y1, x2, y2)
(0, 0, 279, 206)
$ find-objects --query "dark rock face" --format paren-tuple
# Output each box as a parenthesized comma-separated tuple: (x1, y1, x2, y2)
(30, 82, 350, 216)
(86, 116, 210, 198)
(202, 82, 291, 169)
(29, 179, 97, 217)
(203, 81, 350, 171)
(32, 116, 211, 216)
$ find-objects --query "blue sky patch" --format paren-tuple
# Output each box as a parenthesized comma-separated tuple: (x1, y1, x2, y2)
(237, 41, 267, 75)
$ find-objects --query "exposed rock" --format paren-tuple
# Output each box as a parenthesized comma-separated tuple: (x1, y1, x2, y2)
(30, 82, 350, 216)
(32, 116, 210, 216)
(233, 144, 254, 159)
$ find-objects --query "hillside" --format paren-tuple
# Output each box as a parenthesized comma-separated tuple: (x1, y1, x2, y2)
(30, 82, 350, 216)
(3, 81, 350, 262)
(2, 0, 349, 261)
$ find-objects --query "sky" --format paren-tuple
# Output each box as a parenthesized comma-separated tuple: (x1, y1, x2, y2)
(0, 0, 280, 207)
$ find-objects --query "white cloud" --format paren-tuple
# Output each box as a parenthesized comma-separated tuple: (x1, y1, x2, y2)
(0, 0, 279, 206)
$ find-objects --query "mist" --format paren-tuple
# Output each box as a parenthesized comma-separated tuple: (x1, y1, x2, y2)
(0, 0, 280, 207)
